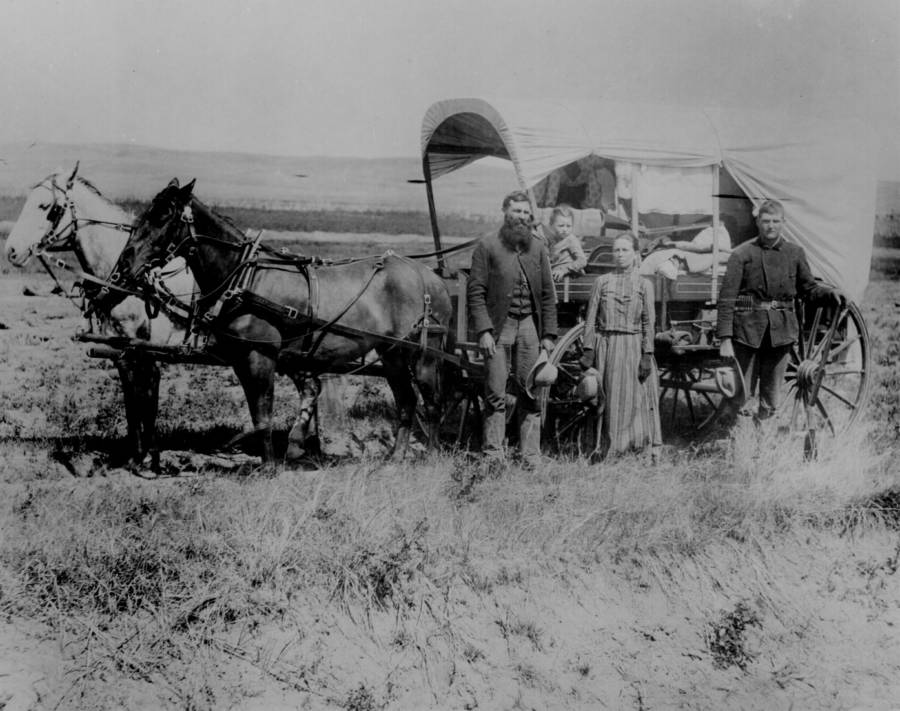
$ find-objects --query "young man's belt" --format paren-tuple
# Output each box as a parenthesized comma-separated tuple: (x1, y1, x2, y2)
(735, 295, 794, 311)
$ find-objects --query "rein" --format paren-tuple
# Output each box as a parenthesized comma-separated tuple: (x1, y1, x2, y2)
(35, 250, 147, 299)
(404, 237, 478, 260)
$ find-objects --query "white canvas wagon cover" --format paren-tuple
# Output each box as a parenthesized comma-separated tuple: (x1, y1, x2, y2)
(421, 97, 877, 302)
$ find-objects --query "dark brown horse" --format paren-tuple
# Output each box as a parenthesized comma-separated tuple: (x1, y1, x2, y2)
(100, 179, 452, 467)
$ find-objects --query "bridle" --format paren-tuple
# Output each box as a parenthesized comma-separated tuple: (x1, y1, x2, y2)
(32, 178, 80, 257)
(26, 176, 148, 314)
(108, 200, 198, 295)
(31, 177, 132, 260)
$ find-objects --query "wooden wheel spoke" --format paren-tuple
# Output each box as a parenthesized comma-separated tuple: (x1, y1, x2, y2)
(808, 330, 834, 363)
(826, 334, 861, 362)
(815, 399, 836, 436)
(817, 384, 857, 410)
(809, 309, 849, 363)
(684, 389, 697, 422)
(788, 391, 803, 429)
(658, 367, 726, 434)
(822, 368, 864, 378)
(542, 324, 596, 454)
(790, 342, 803, 368)
(804, 308, 823, 357)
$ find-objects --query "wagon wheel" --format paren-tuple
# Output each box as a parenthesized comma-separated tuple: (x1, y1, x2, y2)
(436, 376, 484, 451)
(656, 354, 745, 438)
(539, 323, 597, 457)
(776, 301, 870, 454)
(413, 358, 484, 452)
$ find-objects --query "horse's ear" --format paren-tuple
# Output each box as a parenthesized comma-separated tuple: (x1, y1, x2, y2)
(66, 161, 79, 189)
(167, 178, 180, 188)
(179, 179, 196, 201)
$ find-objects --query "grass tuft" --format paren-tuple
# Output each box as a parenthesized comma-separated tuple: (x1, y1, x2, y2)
(705, 600, 762, 670)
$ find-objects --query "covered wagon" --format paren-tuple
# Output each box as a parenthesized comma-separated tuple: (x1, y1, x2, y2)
(420, 97, 877, 453)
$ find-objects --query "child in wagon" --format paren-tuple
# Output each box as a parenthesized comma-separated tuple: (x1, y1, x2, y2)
(544, 204, 588, 281)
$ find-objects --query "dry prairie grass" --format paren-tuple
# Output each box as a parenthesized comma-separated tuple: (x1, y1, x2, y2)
(0, 267, 898, 708)
(1, 432, 898, 709)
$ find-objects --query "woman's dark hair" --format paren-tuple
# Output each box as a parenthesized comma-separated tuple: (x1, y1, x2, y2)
(614, 231, 640, 251)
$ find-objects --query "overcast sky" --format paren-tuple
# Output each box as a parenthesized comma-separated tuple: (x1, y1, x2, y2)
(3, 0, 899, 177)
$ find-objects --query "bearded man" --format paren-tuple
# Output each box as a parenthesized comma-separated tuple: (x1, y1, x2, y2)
(467, 191, 557, 469)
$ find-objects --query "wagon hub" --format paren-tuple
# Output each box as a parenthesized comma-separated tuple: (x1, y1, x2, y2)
(795, 358, 821, 391)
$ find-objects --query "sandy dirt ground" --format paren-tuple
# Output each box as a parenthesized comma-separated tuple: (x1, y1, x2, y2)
(2, 271, 900, 710)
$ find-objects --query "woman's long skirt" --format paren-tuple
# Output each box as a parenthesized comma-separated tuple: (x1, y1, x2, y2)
(592, 331, 662, 457)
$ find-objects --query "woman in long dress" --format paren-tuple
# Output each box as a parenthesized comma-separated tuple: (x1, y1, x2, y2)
(581, 233, 662, 459)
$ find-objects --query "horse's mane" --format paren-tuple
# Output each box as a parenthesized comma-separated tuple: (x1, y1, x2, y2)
(30, 173, 104, 198)
(191, 195, 245, 238)
(75, 175, 104, 197)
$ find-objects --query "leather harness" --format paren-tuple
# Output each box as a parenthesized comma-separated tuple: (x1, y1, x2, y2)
(173, 206, 449, 367)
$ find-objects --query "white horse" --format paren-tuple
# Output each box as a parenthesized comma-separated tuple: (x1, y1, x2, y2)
(5, 164, 321, 471)
(5, 164, 194, 471)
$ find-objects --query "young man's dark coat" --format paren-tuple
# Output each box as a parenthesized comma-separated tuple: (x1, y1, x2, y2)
(716, 237, 830, 348)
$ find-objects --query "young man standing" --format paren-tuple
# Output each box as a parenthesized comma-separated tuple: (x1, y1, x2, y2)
(717, 199, 842, 421)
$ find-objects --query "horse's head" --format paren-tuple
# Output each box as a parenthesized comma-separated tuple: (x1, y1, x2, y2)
(5, 163, 81, 267)
(111, 177, 197, 295)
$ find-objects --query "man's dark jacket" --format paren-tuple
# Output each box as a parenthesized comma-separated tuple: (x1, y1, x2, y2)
(716, 236, 829, 348)
(467, 231, 558, 340)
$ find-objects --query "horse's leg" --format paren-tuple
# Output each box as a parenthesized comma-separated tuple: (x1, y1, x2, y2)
(232, 352, 278, 471)
(285, 373, 320, 465)
(138, 358, 162, 473)
(413, 327, 448, 451)
(115, 356, 144, 468)
(382, 353, 418, 461)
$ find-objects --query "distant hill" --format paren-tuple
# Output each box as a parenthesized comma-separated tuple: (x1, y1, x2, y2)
(0, 142, 513, 217)
(2, 141, 898, 221)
